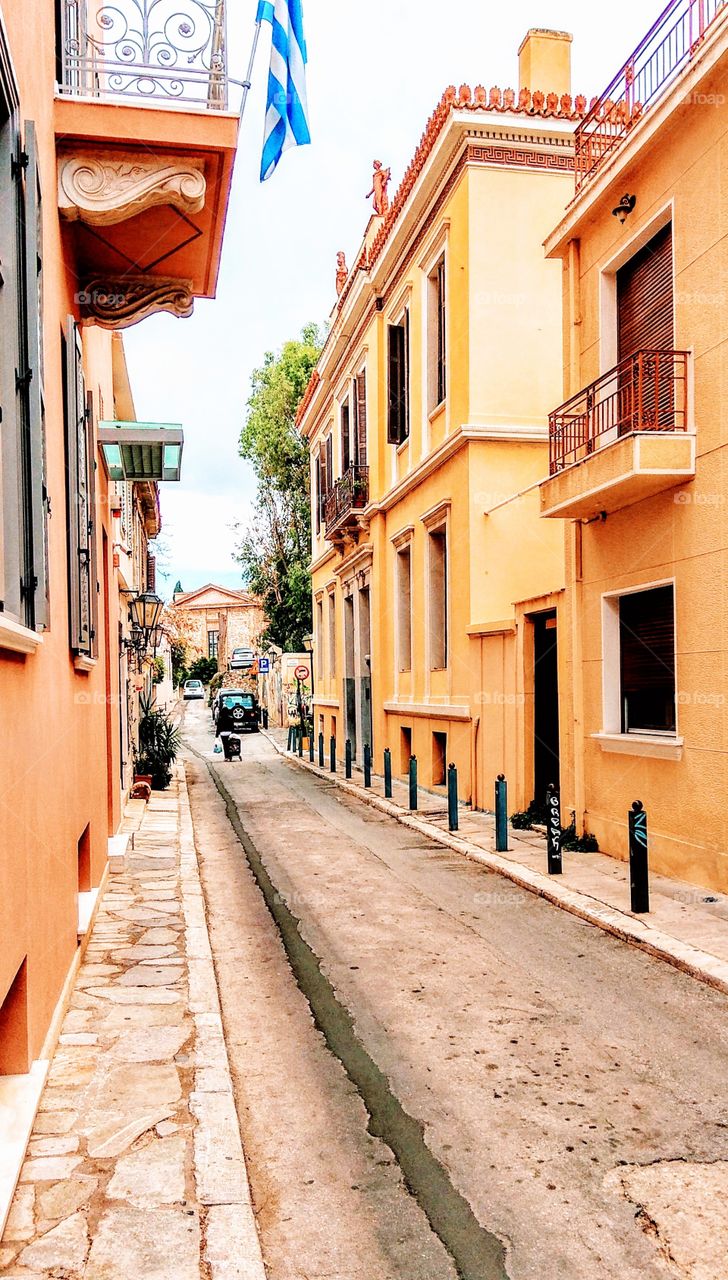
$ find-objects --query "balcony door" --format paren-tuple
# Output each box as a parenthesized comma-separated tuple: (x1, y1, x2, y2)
(617, 223, 674, 432)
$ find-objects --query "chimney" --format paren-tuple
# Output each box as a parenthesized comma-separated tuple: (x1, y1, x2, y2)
(518, 29, 572, 97)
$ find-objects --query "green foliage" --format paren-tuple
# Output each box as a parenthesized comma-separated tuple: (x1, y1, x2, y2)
(188, 656, 218, 685)
(560, 821, 599, 852)
(152, 655, 165, 685)
(510, 800, 546, 829)
(136, 695, 181, 790)
(236, 323, 324, 651)
(170, 640, 188, 688)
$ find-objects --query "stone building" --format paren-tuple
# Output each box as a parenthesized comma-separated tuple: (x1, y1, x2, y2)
(169, 584, 265, 672)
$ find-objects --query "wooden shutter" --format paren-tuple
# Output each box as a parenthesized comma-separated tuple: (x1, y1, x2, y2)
(319, 445, 328, 524)
(617, 223, 673, 360)
(326, 432, 333, 488)
(314, 455, 321, 533)
(21, 122, 49, 629)
(387, 324, 404, 443)
(341, 401, 350, 473)
(355, 371, 367, 467)
(65, 317, 93, 655)
(437, 258, 446, 404)
(403, 310, 410, 441)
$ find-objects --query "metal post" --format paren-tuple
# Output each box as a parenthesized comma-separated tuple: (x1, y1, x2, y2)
(495, 774, 508, 852)
(345, 738, 352, 779)
(308, 728, 314, 762)
(447, 763, 458, 831)
(384, 747, 392, 798)
(409, 756, 418, 811)
(263, 708, 269, 729)
(546, 784, 563, 875)
(297, 725, 303, 758)
(287, 726, 293, 751)
(628, 800, 649, 913)
(330, 735, 336, 773)
(364, 743, 371, 788)
(318, 732, 324, 768)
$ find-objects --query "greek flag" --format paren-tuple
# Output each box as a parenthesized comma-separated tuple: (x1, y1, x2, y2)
(256, 0, 311, 181)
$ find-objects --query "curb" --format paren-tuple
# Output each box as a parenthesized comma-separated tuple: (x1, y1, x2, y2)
(264, 732, 728, 999)
(178, 766, 267, 1280)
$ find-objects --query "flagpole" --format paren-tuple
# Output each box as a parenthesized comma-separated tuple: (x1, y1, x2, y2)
(236, 18, 263, 141)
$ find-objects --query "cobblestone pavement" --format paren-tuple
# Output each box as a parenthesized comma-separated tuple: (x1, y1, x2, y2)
(0, 771, 264, 1280)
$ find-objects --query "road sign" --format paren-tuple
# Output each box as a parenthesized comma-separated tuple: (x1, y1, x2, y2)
(294, 664, 310, 680)
(258, 657, 270, 673)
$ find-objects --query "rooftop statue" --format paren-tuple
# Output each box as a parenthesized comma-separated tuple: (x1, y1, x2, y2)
(335, 251, 348, 296)
(367, 160, 391, 216)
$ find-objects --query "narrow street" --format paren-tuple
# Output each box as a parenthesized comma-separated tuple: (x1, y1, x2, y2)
(181, 703, 728, 1280)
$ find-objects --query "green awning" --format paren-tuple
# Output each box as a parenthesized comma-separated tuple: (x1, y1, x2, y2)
(98, 421, 184, 482)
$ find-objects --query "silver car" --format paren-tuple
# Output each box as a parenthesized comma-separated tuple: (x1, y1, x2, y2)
(183, 678, 205, 700)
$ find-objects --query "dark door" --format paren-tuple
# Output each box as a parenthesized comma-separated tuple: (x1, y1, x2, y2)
(358, 587, 373, 756)
(533, 611, 560, 810)
(343, 594, 357, 756)
(617, 223, 674, 432)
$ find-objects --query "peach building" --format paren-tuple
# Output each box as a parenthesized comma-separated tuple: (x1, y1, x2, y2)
(299, 32, 580, 810)
(539, 0, 728, 890)
(0, 0, 236, 1220)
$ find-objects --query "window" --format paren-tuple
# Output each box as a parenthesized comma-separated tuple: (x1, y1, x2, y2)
(619, 585, 675, 733)
(340, 399, 350, 474)
(63, 318, 97, 658)
(432, 732, 447, 786)
(314, 454, 321, 535)
(353, 370, 367, 466)
(396, 544, 412, 672)
(428, 527, 448, 669)
(428, 256, 446, 410)
(328, 591, 336, 678)
(315, 597, 324, 680)
(0, 100, 49, 631)
(208, 630, 219, 659)
(387, 313, 410, 445)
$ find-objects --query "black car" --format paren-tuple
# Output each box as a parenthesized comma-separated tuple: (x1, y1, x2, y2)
(216, 691, 260, 736)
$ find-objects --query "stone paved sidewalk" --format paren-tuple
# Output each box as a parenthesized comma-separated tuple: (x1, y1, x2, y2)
(267, 727, 728, 995)
(0, 768, 265, 1280)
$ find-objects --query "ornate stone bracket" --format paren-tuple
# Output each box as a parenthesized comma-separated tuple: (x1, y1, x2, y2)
(58, 153, 206, 226)
(79, 276, 194, 329)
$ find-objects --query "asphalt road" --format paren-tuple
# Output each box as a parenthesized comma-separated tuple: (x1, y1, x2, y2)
(182, 702, 728, 1280)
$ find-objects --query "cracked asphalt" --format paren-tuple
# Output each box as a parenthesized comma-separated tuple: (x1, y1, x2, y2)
(182, 703, 728, 1280)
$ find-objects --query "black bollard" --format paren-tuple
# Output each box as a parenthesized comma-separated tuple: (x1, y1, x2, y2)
(298, 725, 303, 758)
(318, 732, 324, 768)
(287, 725, 293, 752)
(384, 748, 393, 798)
(330, 735, 336, 773)
(263, 708, 269, 730)
(495, 774, 508, 852)
(628, 800, 649, 913)
(447, 763, 458, 831)
(345, 738, 352, 779)
(546, 784, 563, 875)
(308, 727, 314, 762)
(409, 755, 418, 811)
(364, 743, 372, 788)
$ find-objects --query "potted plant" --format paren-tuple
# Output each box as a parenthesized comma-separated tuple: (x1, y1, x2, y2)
(135, 695, 181, 790)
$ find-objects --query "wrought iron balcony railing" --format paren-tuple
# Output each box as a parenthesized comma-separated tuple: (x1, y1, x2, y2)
(574, 0, 726, 190)
(549, 350, 689, 475)
(324, 465, 369, 535)
(58, 0, 228, 110)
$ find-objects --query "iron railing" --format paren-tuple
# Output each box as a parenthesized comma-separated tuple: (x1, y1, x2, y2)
(549, 350, 689, 474)
(58, 0, 228, 109)
(324, 465, 369, 533)
(575, 0, 727, 189)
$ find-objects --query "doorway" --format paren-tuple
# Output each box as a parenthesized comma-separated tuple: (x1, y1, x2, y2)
(343, 595, 356, 756)
(533, 611, 559, 809)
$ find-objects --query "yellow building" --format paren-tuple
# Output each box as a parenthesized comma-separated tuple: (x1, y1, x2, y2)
(300, 31, 584, 809)
(539, 0, 728, 890)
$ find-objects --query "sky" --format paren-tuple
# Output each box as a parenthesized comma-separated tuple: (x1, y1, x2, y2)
(123, 0, 658, 599)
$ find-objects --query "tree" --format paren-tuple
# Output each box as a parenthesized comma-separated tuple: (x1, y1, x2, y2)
(188, 656, 218, 685)
(236, 323, 324, 651)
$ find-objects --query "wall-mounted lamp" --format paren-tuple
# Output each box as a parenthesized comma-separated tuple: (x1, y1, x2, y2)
(612, 193, 636, 224)
(129, 591, 163, 640)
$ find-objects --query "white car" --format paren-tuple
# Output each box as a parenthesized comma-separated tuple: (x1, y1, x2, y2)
(230, 647, 255, 671)
(183, 678, 205, 700)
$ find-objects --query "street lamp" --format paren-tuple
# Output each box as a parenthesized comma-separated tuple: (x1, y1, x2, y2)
(129, 591, 163, 644)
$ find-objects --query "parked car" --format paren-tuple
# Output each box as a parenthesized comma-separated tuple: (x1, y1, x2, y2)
(230, 647, 255, 670)
(216, 691, 260, 735)
(183, 679, 205, 700)
(211, 686, 239, 726)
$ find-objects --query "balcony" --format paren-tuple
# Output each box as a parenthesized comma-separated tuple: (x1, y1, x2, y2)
(55, 1, 237, 328)
(324, 466, 370, 544)
(540, 350, 694, 519)
(575, 0, 727, 190)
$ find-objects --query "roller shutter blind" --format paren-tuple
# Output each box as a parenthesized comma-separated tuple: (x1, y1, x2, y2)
(617, 223, 673, 359)
(619, 585, 675, 733)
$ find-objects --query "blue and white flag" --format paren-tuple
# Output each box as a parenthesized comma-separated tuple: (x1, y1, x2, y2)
(256, 0, 311, 181)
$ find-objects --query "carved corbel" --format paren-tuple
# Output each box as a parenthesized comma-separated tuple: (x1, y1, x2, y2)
(79, 276, 194, 330)
(58, 153, 206, 226)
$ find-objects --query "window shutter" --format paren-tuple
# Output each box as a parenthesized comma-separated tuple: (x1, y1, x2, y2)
(315, 455, 321, 534)
(437, 258, 446, 404)
(319, 446, 328, 521)
(21, 122, 49, 630)
(86, 390, 98, 656)
(341, 401, 350, 473)
(326, 433, 333, 489)
(620, 585, 675, 732)
(403, 309, 410, 441)
(356, 370, 367, 467)
(617, 223, 673, 359)
(65, 317, 92, 655)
